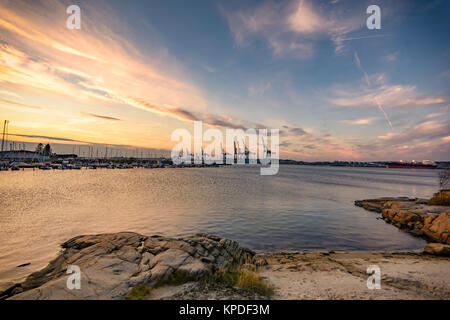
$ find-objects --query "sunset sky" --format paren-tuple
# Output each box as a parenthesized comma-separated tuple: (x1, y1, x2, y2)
(0, 0, 449, 160)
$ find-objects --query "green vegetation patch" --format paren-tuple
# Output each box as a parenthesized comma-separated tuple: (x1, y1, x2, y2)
(131, 266, 274, 298)
(427, 193, 450, 206)
(125, 284, 152, 300)
(156, 270, 197, 287)
(211, 267, 274, 297)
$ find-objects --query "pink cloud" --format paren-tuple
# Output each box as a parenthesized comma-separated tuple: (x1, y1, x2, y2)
(341, 117, 377, 125)
(331, 84, 445, 108)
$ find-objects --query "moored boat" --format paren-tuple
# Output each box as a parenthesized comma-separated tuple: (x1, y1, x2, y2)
(386, 161, 437, 169)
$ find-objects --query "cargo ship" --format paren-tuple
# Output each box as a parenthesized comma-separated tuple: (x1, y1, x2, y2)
(386, 161, 437, 169)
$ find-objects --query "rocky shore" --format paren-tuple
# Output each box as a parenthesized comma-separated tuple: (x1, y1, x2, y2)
(2, 229, 450, 300)
(1, 232, 259, 300)
(355, 197, 450, 255)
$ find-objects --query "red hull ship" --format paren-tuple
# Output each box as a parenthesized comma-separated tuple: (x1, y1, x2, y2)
(386, 162, 437, 169)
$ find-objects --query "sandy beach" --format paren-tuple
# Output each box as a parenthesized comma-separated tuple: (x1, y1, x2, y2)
(156, 251, 450, 300)
(259, 251, 449, 300)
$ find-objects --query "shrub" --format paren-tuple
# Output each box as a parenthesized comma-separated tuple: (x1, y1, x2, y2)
(125, 284, 151, 300)
(211, 267, 274, 297)
(156, 270, 197, 287)
(427, 193, 450, 206)
(127, 267, 274, 299)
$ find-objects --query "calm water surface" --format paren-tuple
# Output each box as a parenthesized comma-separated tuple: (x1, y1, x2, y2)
(0, 165, 439, 289)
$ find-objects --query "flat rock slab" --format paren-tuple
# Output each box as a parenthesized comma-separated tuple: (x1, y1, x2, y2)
(1, 232, 255, 300)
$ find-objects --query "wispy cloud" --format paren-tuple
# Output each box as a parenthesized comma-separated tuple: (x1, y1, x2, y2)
(1, 0, 281, 143)
(249, 80, 272, 97)
(330, 83, 445, 108)
(331, 51, 446, 134)
(221, 0, 365, 58)
(341, 117, 377, 125)
(378, 119, 450, 145)
(80, 112, 122, 122)
(0, 97, 43, 110)
(0, 7, 104, 63)
(385, 51, 399, 62)
(8, 133, 87, 143)
(0, 0, 207, 116)
(0, 88, 20, 97)
(425, 112, 444, 119)
(202, 65, 216, 73)
(279, 125, 364, 160)
(288, 0, 327, 34)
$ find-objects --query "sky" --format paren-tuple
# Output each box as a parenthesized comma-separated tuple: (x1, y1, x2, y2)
(0, 0, 449, 161)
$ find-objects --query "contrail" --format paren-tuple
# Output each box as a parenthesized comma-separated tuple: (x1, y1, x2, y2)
(374, 97, 393, 130)
(341, 34, 392, 41)
(354, 52, 370, 87)
(354, 51, 393, 131)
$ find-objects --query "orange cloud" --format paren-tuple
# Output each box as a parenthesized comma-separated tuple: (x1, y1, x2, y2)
(341, 117, 377, 125)
(0, 0, 207, 111)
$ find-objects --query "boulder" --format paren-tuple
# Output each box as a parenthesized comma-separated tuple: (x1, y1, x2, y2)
(356, 198, 450, 244)
(422, 212, 450, 243)
(423, 243, 450, 256)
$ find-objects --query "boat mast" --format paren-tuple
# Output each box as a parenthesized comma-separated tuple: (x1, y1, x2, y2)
(1, 120, 9, 153)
